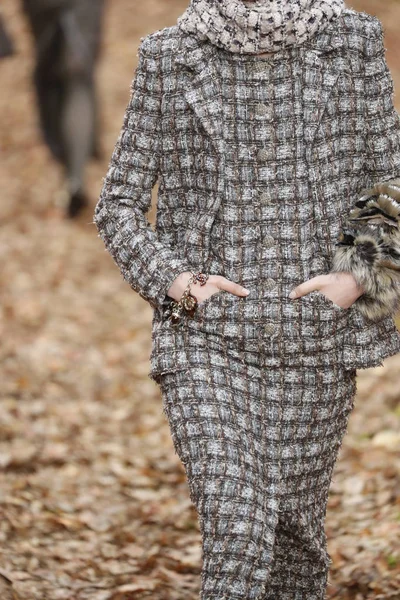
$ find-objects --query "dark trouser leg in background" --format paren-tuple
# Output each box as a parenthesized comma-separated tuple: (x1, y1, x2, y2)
(22, 0, 104, 217)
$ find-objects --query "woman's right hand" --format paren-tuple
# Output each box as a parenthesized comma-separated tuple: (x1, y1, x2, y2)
(167, 271, 250, 304)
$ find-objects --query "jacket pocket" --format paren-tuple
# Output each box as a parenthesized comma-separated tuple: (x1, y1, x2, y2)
(298, 290, 351, 326)
(196, 289, 227, 310)
(313, 290, 349, 313)
(184, 289, 261, 346)
(294, 290, 352, 361)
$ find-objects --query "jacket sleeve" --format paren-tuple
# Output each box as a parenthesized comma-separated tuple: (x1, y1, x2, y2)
(93, 35, 193, 311)
(331, 17, 400, 321)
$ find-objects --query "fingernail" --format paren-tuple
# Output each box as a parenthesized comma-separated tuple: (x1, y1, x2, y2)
(242, 288, 250, 295)
(289, 290, 297, 299)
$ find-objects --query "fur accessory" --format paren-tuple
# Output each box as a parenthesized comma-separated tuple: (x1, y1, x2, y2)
(332, 178, 400, 321)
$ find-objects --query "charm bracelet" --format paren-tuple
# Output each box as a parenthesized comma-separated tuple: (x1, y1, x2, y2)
(162, 271, 209, 324)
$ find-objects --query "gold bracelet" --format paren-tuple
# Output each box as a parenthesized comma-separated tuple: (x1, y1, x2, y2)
(163, 271, 209, 324)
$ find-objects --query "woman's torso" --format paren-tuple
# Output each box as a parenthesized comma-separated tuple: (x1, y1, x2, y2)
(203, 48, 341, 346)
(149, 16, 400, 376)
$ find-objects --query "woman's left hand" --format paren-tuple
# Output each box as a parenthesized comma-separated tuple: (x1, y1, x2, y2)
(288, 272, 365, 309)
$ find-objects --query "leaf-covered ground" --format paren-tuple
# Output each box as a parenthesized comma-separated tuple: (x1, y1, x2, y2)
(0, 1, 399, 598)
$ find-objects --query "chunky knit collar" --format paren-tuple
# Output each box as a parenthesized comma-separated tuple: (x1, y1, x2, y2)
(177, 0, 345, 54)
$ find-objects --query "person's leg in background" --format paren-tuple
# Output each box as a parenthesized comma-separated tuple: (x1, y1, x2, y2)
(58, 0, 104, 217)
(21, 0, 105, 218)
(0, 13, 14, 59)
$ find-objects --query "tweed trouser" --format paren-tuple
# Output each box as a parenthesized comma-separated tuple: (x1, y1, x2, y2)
(158, 328, 357, 600)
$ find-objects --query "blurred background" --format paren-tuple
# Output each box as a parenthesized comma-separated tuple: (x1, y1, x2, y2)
(0, 1, 399, 599)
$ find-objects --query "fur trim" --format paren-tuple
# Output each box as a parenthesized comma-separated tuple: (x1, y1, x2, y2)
(331, 177, 400, 321)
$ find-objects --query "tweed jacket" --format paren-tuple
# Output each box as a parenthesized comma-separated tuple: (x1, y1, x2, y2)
(94, 7, 400, 380)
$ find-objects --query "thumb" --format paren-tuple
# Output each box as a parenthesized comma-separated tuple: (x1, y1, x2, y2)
(289, 276, 323, 299)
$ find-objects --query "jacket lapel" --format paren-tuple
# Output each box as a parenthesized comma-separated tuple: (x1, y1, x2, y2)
(174, 40, 226, 266)
(174, 41, 225, 156)
(301, 31, 349, 163)
(175, 30, 349, 161)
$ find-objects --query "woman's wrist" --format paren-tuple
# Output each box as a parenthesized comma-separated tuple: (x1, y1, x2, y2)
(167, 271, 193, 302)
(164, 271, 211, 324)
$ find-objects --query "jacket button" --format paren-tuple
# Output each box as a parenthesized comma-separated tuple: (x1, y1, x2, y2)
(255, 104, 273, 120)
(264, 234, 275, 248)
(263, 323, 277, 336)
(257, 148, 269, 161)
(259, 191, 272, 204)
(253, 61, 271, 73)
(264, 277, 276, 291)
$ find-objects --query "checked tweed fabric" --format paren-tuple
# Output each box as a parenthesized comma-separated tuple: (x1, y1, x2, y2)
(93, 8, 400, 384)
(159, 328, 357, 599)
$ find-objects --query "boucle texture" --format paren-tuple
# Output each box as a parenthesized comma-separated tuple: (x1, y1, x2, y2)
(93, 9, 400, 381)
(159, 328, 357, 599)
(177, 0, 345, 54)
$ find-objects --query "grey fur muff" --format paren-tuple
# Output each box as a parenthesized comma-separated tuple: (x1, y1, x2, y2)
(332, 178, 400, 320)
(93, 8, 400, 379)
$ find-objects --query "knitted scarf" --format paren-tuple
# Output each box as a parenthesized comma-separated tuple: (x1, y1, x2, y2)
(177, 0, 345, 54)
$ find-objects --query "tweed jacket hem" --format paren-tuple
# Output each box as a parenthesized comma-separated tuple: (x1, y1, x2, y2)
(148, 297, 400, 382)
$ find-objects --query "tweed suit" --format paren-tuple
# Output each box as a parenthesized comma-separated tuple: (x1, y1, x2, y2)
(93, 5, 400, 599)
